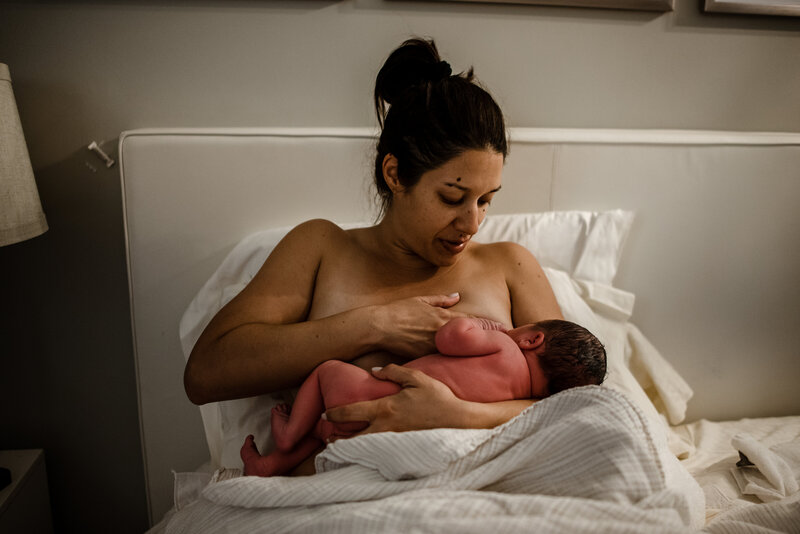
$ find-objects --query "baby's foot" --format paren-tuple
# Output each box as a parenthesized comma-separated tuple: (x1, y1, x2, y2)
(240, 434, 262, 476)
(240, 434, 289, 477)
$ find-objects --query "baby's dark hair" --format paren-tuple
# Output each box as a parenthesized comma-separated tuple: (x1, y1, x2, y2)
(373, 37, 508, 216)
(536, 320, 607, 395)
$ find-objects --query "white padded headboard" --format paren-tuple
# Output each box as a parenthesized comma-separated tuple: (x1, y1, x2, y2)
(119, 127, 800, 525)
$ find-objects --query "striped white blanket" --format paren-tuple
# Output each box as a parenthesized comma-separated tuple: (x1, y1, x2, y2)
(164, 387, 705, 533)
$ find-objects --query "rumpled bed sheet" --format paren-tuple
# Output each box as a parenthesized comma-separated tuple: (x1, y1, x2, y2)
(162, 387, 706, 533)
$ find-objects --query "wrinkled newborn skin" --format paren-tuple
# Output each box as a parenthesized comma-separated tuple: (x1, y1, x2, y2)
(241, 317, 547, 476)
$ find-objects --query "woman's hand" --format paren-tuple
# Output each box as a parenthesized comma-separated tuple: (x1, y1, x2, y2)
(372, 293, 468, 358)
(323, 364, 538, 439)
(350, 351, 406, 371)
(323, 364, 467, 435)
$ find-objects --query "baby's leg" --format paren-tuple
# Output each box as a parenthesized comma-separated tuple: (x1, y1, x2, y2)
(270, 403, 296, 451)
(272, 360, 401, 451)
(271, 364, 328, 452)
(318, 361, 402, 409)
(240, 434, 322, 477)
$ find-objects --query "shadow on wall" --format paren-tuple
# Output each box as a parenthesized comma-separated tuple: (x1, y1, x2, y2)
(0, 142, 149, 533)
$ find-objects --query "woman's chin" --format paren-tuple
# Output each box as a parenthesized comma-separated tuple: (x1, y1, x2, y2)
(430, 243, 465, 266)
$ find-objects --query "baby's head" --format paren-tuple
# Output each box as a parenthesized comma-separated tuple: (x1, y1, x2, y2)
(508, 319, 606, 397)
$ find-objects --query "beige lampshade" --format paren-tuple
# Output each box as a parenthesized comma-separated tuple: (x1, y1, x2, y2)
(1, 63, 48, 246)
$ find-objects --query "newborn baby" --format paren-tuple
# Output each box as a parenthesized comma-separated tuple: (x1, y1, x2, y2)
(241, 317, 606, 476)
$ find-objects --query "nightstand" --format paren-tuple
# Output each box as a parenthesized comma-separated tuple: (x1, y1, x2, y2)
(0, 449, 54, 534)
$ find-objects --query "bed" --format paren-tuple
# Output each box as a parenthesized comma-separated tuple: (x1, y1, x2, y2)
(119, 127, 800, 532)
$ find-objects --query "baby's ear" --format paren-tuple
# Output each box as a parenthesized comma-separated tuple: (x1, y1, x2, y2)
(518, 330, 545, 350)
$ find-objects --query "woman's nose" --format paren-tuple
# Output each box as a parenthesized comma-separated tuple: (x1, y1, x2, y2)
(455, 206, 482, 235)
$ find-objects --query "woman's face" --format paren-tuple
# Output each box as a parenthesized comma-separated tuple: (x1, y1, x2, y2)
(389, 149, 504, 266)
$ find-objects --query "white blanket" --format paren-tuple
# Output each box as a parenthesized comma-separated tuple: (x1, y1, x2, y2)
(164, 387, 705, 533)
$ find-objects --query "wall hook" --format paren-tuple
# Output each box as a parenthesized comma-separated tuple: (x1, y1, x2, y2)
(87, 141, 115, 168)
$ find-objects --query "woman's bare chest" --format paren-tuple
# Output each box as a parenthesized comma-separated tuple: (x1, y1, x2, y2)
(308, 246, 513, 326)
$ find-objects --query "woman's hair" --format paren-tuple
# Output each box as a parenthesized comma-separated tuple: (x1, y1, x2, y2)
(534, 320, 607, 395)
(373, 38, 508, 216)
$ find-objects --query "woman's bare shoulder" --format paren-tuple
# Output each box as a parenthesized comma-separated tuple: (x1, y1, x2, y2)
(470, 240, 538, 266)
(470, 240, 550, 286)
(286, 218, 349, 240)
(273, 219, 353, 254)
(473, 241, 561, 322)
(251, 219, 348, 280)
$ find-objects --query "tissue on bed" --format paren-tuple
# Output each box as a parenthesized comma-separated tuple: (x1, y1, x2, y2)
(731, 433, 800, 502)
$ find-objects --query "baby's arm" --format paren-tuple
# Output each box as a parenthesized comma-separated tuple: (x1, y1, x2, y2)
(434, 317, 510, 356)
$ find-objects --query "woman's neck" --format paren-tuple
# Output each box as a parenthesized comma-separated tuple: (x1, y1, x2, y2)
(361, 216, 455, 279)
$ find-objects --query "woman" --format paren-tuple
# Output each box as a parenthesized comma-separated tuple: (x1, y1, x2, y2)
(185, 38, 563, 459)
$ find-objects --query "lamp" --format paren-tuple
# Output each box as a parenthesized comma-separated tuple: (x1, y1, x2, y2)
(1, 63, 47, 247)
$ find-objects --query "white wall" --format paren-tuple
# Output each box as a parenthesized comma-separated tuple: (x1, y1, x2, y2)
(1, 0, 798, 531)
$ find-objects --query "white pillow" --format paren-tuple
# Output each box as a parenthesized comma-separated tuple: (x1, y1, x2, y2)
(179, 210, 661, 469)
(474, 209, 634, 285)
(543, 267, 693, 457)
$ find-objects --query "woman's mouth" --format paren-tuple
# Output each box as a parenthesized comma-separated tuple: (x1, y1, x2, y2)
(439, 238, 468, 255)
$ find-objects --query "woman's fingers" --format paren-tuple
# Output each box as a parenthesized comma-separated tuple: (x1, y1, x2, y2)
(374, 293, 475, 358)
(323, 399, 400, 437)
(322, 365, 417, 433)
(371, 363, 427, 388)
(324, 399, 379, 424)
(323, 364, 464, 437)
(323, 365, 415, 423)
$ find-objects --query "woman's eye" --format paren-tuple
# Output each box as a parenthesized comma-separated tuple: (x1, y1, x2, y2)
(440, 196, 462, 206)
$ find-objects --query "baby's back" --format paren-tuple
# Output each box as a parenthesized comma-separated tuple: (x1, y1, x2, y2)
(405, 337, 532, 403)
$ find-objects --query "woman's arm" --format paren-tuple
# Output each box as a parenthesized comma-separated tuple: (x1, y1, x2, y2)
(502, 242, 564, 324)
(185, 219, 465, 405)
(186, 220, 372, 403)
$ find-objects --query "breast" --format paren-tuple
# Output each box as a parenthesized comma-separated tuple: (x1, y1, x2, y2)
(307, 240, 513, 326)
(445, 289, 512, 327)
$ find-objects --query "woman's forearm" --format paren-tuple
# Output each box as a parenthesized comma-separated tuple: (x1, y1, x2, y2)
(458, 398, 536, 429)
(185, 306, 381, 405)
(323, 366, 537, 434)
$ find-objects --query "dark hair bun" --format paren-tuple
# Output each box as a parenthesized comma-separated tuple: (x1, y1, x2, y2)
(375, 38, 456, 124)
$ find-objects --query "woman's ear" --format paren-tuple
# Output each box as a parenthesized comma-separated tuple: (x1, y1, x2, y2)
(382, 154, 403, 193)
(518, 330, 545, 350)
